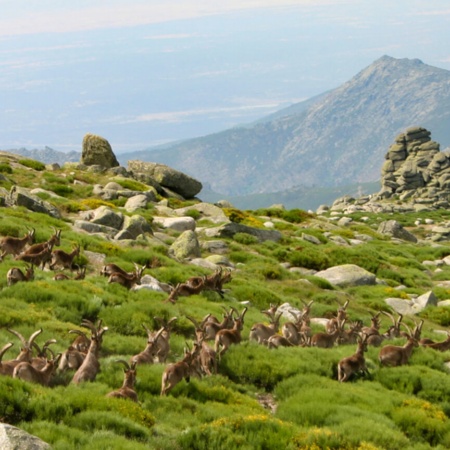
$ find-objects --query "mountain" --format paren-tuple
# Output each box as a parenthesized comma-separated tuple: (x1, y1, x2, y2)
(120, 56, 450, 196)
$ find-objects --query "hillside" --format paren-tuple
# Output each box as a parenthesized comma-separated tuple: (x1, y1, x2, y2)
(2, 153, 450, 449)
(123, 56, 450, 196)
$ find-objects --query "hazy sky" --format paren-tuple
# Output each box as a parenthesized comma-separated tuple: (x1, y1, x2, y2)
(1, 0, 450, 152)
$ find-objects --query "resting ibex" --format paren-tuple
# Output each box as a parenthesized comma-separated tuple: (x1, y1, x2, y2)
(53, 265, 86, 281)
(108, 263, 145, 290)
(160, 342, 202, 396)
(186, 315, 217, 376)
(0, 343, 14, 376)
(24, 227, 61, 255)
(362, 312, 382, 346)
(72, 320, 108, 384)
(249, 311, 282, 345)
(130, 326, 165, 365)
(337, 334, 369, 382)
(106, 360, 138, 402)
(0, 227, 35, 261)
(203, 307, 235, 341)
(31, 338, 58, 370)
(50, 244, 81, 271)
(214, 307, 248, 358)
(311, 320, 345, 348)
(378, 321, 422, 367)
(6, 265, 35, 286)
(2, 328, 43, 376)
(420, 331, 450, 351)
(282, 309, 311, 346)
(13, 351, 61, 386)
(338, 320, 363, 345)
(326, 300, 349, 334)
(267, 334, 294, 349)
(165, 279, 206, 304)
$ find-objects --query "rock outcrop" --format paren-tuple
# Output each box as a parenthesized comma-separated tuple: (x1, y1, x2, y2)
(81, 133, 119, 168)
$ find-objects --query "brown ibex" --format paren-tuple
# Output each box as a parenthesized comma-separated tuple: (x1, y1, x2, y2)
(53, 265, 86, 281)
(0, 227, 35, 261)
(23, 227, 61, 255)
(108, 263, 145, 290)
(106, 360, 138, 402)
(214, 307, 248, 358)
(160, 342, 202, 396)
(13, 351, 61, 386)
(267, 334, 294, 349)
(130, 326, 166, 365)
(187, 267, 232, 298)
(50, 244, 81, 271)
(72, 320, 108, 384)
(326, 300, 349, 333)
(6, 265, 35, 286)
(378, 321, 422, 367)
(282, 309, 311, 346)
(15, 242, 54, 269)
(152, 317, 178, 363)
(203, 307, 235, 341)
(0, 343, 14, 376)
(337, 333, 369, 382)
(420, 331, 450, 352)
(31, 338, 58, 370)
(165, 278, 206, 304)
(249, 310, 282, 345)
(311, 320, 345, 348)
(186, 315, 217, 376)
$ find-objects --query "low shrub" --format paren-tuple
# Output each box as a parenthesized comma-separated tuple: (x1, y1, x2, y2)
(18, 158, 46, 171)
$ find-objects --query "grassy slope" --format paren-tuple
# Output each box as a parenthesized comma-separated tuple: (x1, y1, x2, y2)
(1, 157, 450, 449)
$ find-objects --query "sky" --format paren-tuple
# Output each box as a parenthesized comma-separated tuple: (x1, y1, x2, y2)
(1, 0, 450, 153)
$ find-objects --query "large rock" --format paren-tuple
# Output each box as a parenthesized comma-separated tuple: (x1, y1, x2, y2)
(0, 423, 51, 449)
(315, 264, 376, 287)
(168, 230, 201, 260)
(81, 133, 119, 168)
(152, 216, 196, 232)
(127, 160, 202, 198)
(119, 215, 153, 240)
(377, 220, 418, 243)
(9, 186, 61, 219)
(91, 206, 123, 230)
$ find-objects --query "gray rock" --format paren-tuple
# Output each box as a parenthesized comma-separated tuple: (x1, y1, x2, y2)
(302, 233, 322, 245)
(174, 202, 229, 224)
(153, 216, 196, 232)
(9, 186, 61, 219)
(127, 160, 202, 198)
(124, 194, 149, 212)
(169, 230, 201, 260)
(91, 206, 123, 230)
(377, 220, 418, 243)
(315, 264, 376, 287)
(0, 423, 51, 450)
(385, 297, 416, 315)
(81, 133, 119, 168)
(73, 220, 118, 238)
(412, 291, 438, 310)
(120, 215, 152, 239)
(201, 240, 229, 254)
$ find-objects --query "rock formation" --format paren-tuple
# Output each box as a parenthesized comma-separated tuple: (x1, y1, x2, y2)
(81, 133, 119, 168)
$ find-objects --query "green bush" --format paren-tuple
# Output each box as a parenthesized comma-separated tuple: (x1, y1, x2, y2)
(18, 158, 46, 171)
(233, 232, 259, 245)
(0, 163, 12, 173)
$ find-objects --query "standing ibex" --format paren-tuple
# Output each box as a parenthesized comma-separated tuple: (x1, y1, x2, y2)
(378, 321, 422, 367)
(0, 227, 35, 261)
(160, 342, 202, 396)
(187, 267, 232, 298)
(6, 265, 35, 286)
(50, 244, 81, 271)
(337, 333, 369, 382)
(106, 360, 138, 402)
(311, 320, 345, 348)
(326, 300, 349, 333)
(282, 309, 312, 346)
(72, 320, 108, 384)
(249, 310, 283, 345)
(203, 307, 235, 341)
(214, 307, 248, 358)
(23, 227, 61, 256)
(165, 279, 206, 304)
(15, 242, 54, 269)
(108, 263, 145, 290)
(152, 317, 178, 363)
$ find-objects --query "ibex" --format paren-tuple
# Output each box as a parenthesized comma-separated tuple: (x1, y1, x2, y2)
(203, 307, 235, 341)
(267, 334, 294, 349)
(214, 307, 248, 358)
(108, 263, 145, 290)
(31, 338, 58, 370)
(326, 300, 349, 333)
(187, 267, 232, 298)
(0, 343, 14, 376)
(15, 242, 53, 269)
(282, 309, 311, 346)
(378, 321, 422, 367)
(160, 342, 202, 396)
(420, 331, 450, 352)
(165, 278, 206, 304)
(72, 320, 108, 384)
(186, 315, 217, 376)
(23, 227, 61, 255)
(13, 351, 61, 386)
(53, 265, 86, 281)
(152, 317, 178, 363)
(337, 334, 370, 382)
(2, 328, 43, 376)
(50, 244, 81, 271)
(100, 263, 129, 278)
(106, 360, 138, 402)
(249, 311, 283, 345)
(311, 320, 345, 348)
(362, 312, 383, 346)
(338, 320, 364, 345)
(130, 326, 166, 365)
(0, 227, 35, 261)
(381, 311, 404, 339)
(6, 265, 35, 286)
